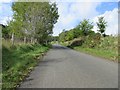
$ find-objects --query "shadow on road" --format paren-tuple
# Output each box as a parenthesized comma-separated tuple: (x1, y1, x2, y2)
(52, 44, 69, 50)
(39, 58, 64, 66)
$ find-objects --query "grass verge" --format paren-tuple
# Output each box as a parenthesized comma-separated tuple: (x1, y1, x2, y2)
(2, 44, 50, 89)
(73, 46, 118, 62)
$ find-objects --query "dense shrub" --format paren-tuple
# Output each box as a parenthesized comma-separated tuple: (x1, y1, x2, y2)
(69, 37, 84, 47)
(77, 33, 101, 48)
(98, 36, 118, 50)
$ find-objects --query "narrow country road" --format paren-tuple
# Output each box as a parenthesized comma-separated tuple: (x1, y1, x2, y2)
(19, 44, 118, 88)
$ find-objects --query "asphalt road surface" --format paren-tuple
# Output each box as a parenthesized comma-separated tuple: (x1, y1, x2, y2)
(19, 44, 118, 88)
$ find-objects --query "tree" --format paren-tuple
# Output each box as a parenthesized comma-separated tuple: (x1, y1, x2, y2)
(34, 2, 59, 43)
(8, 2, 59, 45)
(73, 27, 83, 38)
(59, 29, 66, 42)
(65, 30, 74, 41)
(78, 19, 93, 36)
(2, 25, 10, 39)
(59, 19, 94, 42)
(96, 16, 107, 36)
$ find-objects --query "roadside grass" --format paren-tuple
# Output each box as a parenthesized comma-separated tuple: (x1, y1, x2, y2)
(51, 41, 58, 44)
(2, 43, 50, 89)
(73, 46, 118, 62)
(60, 36, 118, 62)
(60, 41, 70, 46)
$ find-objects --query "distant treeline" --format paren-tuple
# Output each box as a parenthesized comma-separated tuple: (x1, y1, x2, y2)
(59, 17, 108, 43)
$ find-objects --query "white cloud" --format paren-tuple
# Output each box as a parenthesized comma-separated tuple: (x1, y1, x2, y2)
(53, 1, 118, 36)
(0, 4, 2, 10)
(70, 2, 100, 19)
(92, 8, 118, 36)
(0, 16, 12, 25)
(0, 0, 14, 3)
(0, 3, 2, 15)
(53, 2, 101, 36)
(0, 2, 13, 25)
(54, 0, 118, 2)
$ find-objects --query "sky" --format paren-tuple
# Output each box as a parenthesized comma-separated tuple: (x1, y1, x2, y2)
(0, 0, 118, 36)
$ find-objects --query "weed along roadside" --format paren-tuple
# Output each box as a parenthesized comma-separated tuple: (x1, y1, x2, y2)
(59, 36, 118, 62)
(2, 44, 51, 89)
(1, 1, 58, 89)
(73, 46, 118, 62)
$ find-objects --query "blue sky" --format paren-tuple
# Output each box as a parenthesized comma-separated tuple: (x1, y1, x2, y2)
(0, 3, 13, 17)
(53, 1, 118, 36)
(0, 2, 13, 25)
(0, 1, 118, 36)
(96, 2, 118, 14)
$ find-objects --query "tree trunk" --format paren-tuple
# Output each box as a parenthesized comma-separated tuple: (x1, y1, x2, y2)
(24, 36, 26, 44)
(35, 38, 38, 44)
(11, 33, 14, 46)
(31, 37, 33, 43)
(46, 40, 47, 45)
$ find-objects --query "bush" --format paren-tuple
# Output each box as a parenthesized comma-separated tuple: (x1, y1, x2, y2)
(2, 44, 49, 89)
(82, 33, 101, 48)
(98, 36, 118, 50)
(69, 37, 84, 47)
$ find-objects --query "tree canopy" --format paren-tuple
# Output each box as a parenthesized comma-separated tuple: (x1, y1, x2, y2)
(97, 17, 107, 36)
(6, 2, 59, 45)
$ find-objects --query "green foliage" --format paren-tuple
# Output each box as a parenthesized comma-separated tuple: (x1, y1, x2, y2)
(65, 30, 74, 41)
(78, 19, 93, 36)
(2, 44, 49, 89)
(88, 30, 96, 36)
(98, 36, 118, 51)
(51, 36, 59, 42)
(2, 26, 11, 39)
(68, 37, 84, 48)
(8, 2, 59, 44)
(97, 17, 107, 36)
(83, 33, 101, 48)
(59, 30, 67, 42)
(74, 46, 118, 61)
(59, 19, 94, 42)
(73, 28, 83, 38)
